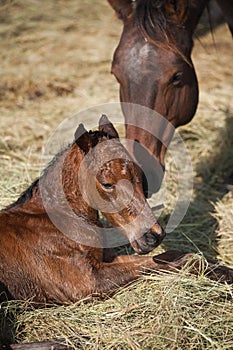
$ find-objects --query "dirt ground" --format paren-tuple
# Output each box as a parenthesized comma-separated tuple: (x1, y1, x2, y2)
(0, 0, 232, 261)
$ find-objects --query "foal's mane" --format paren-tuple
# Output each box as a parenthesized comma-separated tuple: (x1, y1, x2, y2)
(3, 129, 112, 212)
(3, 147, 69, 211)
(87, 129, 115, 147)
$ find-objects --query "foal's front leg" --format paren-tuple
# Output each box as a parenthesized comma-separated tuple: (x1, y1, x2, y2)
(93, 255, 156, 297)
(92, 251, 186, 297)
(153, 250, 233, 283)
(94, 250, 233, 297)
(90, 249, 233, 299)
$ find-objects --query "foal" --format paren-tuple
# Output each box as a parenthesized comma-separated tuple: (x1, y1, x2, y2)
(0, 115, 232, 304)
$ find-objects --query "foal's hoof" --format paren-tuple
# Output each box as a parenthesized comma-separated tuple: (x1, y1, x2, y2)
(206, 264, 233, 284)
(153, 250, 187, 264)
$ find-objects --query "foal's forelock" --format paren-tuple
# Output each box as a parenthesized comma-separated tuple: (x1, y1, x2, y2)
(87, 130, 110, 147)
(86, 138, 131, 171)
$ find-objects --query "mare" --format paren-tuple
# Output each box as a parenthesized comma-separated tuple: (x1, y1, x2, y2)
(1, 115, 232, 304)
(108, 0, 233, 195)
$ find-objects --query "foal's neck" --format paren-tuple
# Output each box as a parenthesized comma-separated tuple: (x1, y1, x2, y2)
(5, 143, 99, 224)
(61, 143, 98, 222)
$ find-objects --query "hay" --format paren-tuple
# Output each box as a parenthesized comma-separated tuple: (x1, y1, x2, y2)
(2, 272, 233, 349)
(214, 192, 233, 266)
(0, 1, 233, 348)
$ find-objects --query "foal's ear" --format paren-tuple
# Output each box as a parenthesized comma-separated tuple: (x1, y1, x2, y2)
(165, 0, 188, 24)
(99, 114, 119, 139)
(74, 124, 92, 154)
(108, 0, 134, 20)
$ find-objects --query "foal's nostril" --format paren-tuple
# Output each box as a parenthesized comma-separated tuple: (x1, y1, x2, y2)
(145, 232, 158, 246)
(132, 228, 165, 254)
(144, 227, 166, 248)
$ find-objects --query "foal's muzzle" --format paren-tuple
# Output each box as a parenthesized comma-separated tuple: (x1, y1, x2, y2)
(132, 225, 166, 254)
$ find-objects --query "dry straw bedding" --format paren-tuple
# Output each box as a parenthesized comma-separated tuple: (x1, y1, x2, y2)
(0, 1, 233, 349)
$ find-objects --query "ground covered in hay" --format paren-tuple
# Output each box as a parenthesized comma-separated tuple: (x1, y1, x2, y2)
(0, 1, 233, 349)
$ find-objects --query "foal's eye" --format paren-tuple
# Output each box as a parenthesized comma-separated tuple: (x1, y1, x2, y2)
(170, 72, 183, 86)
(101, 183, 114, 190)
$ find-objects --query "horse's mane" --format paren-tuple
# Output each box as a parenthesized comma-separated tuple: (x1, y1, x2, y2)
(3, 179, 40, 211)
(2, 129, 115, 212)
(2, 147, 68, 211)
(88, 130, 115, 147)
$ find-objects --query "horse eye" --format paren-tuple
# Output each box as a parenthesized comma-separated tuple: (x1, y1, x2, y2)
(171, 72, 183, 86)
(101, 183, 114, 190)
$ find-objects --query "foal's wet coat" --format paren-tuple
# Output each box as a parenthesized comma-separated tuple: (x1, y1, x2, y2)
(0, 116, 232, 304)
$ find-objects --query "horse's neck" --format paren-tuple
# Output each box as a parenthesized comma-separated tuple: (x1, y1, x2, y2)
(215, 0, 233, 36)
(186, 0, 210, 36)
(61, 144, 99, 222)
(187, 0, 233, 37)
(3, 182, 47, 216)
(5, 144, 98, 224)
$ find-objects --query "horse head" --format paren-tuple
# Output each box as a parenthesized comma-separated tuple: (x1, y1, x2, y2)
(75, 115, 165, 253)
(108, 0, 207, 196)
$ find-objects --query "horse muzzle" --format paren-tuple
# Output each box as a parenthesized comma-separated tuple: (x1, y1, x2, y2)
(132, 139, 165, 198)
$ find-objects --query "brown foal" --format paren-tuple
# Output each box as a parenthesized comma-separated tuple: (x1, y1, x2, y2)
(0, 115, 232, 304)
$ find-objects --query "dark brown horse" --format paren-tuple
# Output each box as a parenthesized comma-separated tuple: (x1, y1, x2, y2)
(1, 115, 232, 304)
(108, 0, 233, 196)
